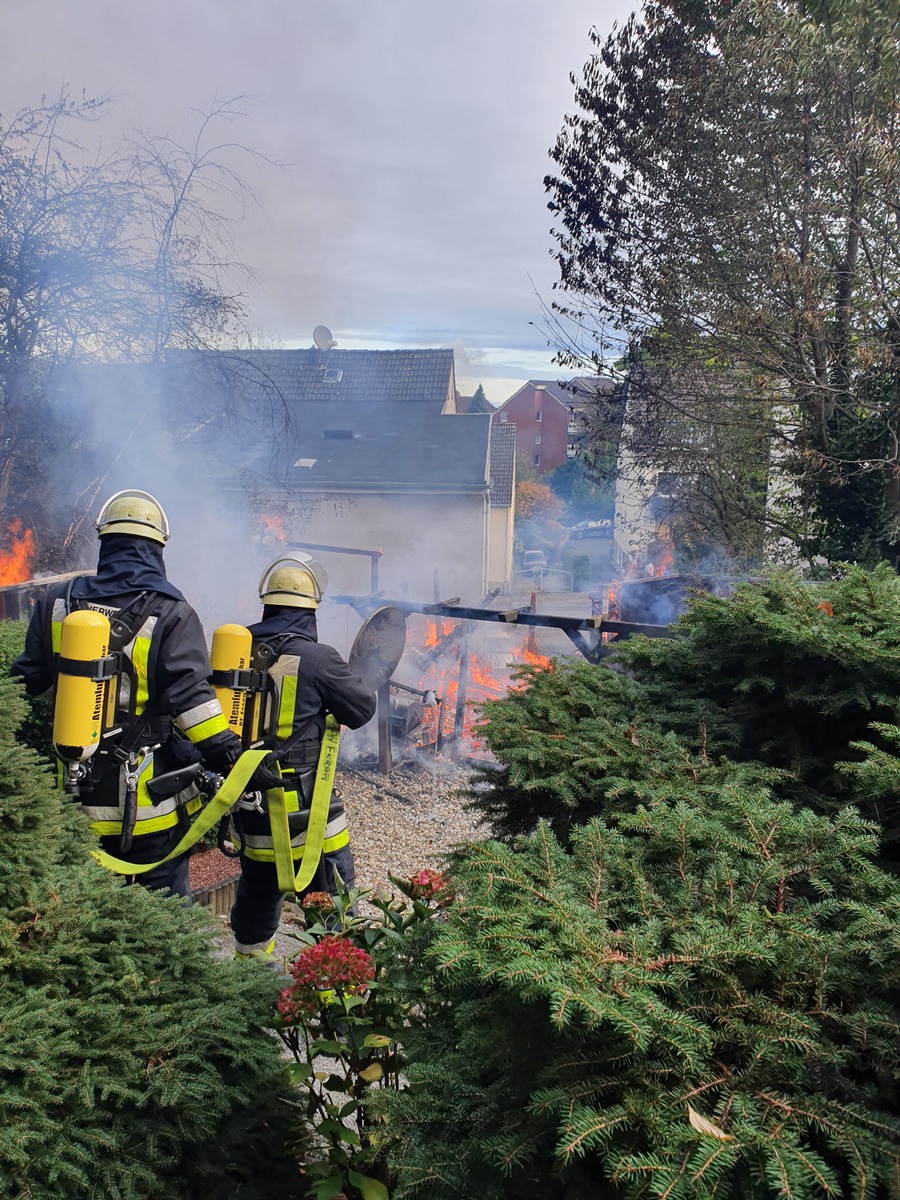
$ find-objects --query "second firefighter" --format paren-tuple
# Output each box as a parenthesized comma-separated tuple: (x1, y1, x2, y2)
(228, 554, 375, 956)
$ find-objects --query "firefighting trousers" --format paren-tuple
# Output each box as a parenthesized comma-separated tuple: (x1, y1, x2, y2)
(230, 843, 356, 953)
(98, 827, 191, 899)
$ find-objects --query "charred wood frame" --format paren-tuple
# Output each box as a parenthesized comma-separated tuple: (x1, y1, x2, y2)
(334, 593, 669, 664)
(335, 593, 670, 773)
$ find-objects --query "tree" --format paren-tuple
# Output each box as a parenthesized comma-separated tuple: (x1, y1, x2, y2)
(468, 383, 492, 414)
(464, 567, 900, 854)
(516, 480, 562, 523)
(379, 710, 900, 1196)
(545, 0, 900, 566)
(545, 455, 614, 521)
(0, 93, 262, 567)
(371, 569, 900, 1198)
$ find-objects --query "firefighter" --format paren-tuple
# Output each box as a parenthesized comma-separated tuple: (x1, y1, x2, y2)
(228, 553, 375, 957)
(11, 489, 248, 898)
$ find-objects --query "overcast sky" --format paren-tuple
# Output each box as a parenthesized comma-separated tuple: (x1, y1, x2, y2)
(2, 1, 636, 404)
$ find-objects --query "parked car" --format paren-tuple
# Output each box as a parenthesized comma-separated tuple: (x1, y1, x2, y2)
(568, 519, 612, 540)
(521, 550, 548, 570)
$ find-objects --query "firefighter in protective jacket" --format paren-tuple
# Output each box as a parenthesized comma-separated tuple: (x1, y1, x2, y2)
(228, 554, 375, 957)
(11, 490, 243, 897)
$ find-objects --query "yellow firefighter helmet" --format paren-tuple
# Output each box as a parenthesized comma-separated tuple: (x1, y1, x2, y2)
(258, 554, 328, 609)
(96, 490, 170, 544)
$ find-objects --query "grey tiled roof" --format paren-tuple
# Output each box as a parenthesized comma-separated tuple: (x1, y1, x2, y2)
(170, 348, 456, 408)
(236, 406, 492, 492)
(489, 422, 516, 506)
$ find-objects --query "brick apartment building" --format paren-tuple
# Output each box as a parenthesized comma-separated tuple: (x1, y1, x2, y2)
(491, 377, 612, 474)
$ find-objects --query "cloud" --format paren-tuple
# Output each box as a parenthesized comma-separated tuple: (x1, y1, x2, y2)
(0, 0, 635, 400)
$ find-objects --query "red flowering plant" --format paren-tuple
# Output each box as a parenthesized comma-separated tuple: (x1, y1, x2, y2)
(275, 868, 455, 1200)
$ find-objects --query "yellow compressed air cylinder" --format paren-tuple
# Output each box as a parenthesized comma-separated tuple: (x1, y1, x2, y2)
(211, 623, 253, 739)
(52, 609, 111, 763)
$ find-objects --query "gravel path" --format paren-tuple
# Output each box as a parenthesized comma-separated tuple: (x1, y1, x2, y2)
(238, 756, 489, 961)
(339, 758, 486, 894)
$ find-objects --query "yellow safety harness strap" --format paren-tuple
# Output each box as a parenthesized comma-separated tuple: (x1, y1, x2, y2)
(271, 715, 342, 895)
(92, 748, 271, 876)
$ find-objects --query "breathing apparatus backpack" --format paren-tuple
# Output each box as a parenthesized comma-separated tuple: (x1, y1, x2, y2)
(209, 622, 341, 893)
(51, 587, 169, 850)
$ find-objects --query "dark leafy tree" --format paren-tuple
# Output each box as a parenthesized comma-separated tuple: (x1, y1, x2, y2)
(0, 92, 264, 567)
(545, 0, 900, 565)
(468, 383, 492, 414)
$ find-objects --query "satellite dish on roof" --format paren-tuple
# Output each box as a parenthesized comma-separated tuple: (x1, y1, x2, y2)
(313, 324, 337, 350)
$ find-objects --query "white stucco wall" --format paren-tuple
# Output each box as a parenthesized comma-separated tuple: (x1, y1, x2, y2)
(256, 488, 490, 604)
(488, 505, 513, 586)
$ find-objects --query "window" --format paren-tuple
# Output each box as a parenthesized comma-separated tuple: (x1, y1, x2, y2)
(535, 410, 542, 422)
(499, 411, 508, 423)
(322, 368, 343, 382)
(533, 453, 541, 466)
(535, 433, 541, 445)
(323, 429, 354, 440)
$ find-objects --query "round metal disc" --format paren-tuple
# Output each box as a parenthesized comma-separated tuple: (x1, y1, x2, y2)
(348, 606, 407, 692)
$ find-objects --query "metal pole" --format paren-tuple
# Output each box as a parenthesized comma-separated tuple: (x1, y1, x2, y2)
(377, 682, 392, 776)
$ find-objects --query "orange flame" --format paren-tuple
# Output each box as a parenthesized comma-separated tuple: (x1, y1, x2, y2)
(405, 615, 551, 759)
(259, 514, 286, 541)
(0, 520, 36, 586)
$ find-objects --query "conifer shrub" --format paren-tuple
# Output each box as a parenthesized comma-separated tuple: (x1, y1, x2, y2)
(379, 787, 900, 1199)
(0, 662, 305, 1198)
(466, 567, 900, 851)
(378, 570, 900, 1196)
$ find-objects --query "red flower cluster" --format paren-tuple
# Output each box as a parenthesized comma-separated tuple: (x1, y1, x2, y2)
(409, 868, 454, 906)
(277, 936, 375, 1024)
(301, 890, 335, 912)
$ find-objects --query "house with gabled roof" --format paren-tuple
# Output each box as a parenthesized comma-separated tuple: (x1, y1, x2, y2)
(170, 348, 513, 604)
(491, 377, 613, 474)
(53, 347, 517, 614)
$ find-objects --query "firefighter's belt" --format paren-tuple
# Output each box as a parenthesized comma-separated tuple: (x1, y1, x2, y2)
(278, 739, 320, 768)
(91, 748, 271, 877)
(267, 715, 340, 894)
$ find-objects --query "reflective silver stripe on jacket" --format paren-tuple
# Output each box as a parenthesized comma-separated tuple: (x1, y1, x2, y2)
(238, 811, 348, 851)
(82, 794, 181, 823)
(176, 697, 224, 731)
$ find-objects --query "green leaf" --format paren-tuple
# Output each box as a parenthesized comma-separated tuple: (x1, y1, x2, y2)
(338, 1124, 362, 1146)
(286, 1061, 312, 1085)
(358, 1062, 384, 1083)
(363, 1034, 392, 1048)
(347, 1169, 390, 1200)
(311, 1038, 346, 1057)
(310, 1171, 347, 1200)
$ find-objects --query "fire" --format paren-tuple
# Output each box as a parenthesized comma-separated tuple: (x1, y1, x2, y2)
(0, 520, 36, 586)
(654, 541, 674, 577)
(259, 514, 286, 541)
(402, 615, 551, 760)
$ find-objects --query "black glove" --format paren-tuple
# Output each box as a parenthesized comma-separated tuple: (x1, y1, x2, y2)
(247, 752, 283, 793)
(200, 730, 242, 775)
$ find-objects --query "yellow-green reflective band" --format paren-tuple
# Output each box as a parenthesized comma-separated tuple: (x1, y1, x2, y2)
(51, 620, 63, 654)
(88, 794, 201, 837)
(131, 634, 151, 712)
(184, 712, 229, 744)
(276, 674, 297, 741)
(322, 828, 350, 853)
(92, 748, 270, 876)
(264, 716, 341, 892)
